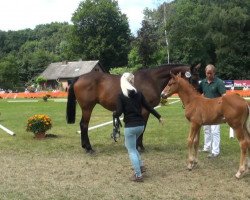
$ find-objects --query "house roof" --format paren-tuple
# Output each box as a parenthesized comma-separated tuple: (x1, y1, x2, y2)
(40, 60, 105, 80)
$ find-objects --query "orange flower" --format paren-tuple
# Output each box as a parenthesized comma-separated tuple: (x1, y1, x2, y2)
(26, 114, 52, 134)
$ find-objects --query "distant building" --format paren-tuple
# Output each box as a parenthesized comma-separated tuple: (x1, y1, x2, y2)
(40, 60, 106, 90)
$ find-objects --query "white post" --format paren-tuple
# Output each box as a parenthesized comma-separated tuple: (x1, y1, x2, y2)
(164, 3, 170, 64)
(229, 127, 234, 138)
(0, 124, 15, 136)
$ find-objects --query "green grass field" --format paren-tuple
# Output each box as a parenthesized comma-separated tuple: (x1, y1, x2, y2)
(0, 98, 249, 200)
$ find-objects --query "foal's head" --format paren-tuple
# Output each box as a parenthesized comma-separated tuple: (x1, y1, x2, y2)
(161, 73, 193, 99)
(161, 73, 182, 99)
(161, 63, 201, 99)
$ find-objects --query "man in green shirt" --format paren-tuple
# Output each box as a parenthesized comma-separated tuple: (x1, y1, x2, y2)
(198, 64, 226, 158)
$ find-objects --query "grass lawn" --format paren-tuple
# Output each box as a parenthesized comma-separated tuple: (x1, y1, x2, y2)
(0, 98, 249, 200)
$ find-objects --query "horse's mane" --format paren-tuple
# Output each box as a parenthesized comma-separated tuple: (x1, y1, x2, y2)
(136, 63, 189, 72)
(179, 76, 201, 95)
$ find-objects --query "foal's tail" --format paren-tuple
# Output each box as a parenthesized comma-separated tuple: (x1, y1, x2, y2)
(66, 80, 77, 124)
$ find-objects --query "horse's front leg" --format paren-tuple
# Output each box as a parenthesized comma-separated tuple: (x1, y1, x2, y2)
(187, 123, 199, 170)
(137, 112, 149, 152)
(80, 110, 94, 154)
(235, 129, 248, 178)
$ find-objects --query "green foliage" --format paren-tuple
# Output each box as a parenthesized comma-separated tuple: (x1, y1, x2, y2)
(19, 49, 55, 83)
(109, 66, 139, 75)
(35, 76, 47, 85)
(137, 20, 159, 67)
(0, 54, 20, 89)
(132, 4, 172, 67)
(0, 29, 34, 55)
(0, 22, 72, 87)
(0, 0, 249, 87)
(127, 45, 141, 68)
(70, 0, 131, 70)
(165, 0, 250, 79)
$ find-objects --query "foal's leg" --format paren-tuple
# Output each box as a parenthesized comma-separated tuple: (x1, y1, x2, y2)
(187, 123, 199, 170)
(235, 128, 248, 178)
(80, 109, 94, 154)
(193, 126, 201, 163)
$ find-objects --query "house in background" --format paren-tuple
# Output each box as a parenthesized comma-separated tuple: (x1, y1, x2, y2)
(40, 60, 106, 91)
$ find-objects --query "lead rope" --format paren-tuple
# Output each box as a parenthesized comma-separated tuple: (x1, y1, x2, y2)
(111, 115, 122, 142)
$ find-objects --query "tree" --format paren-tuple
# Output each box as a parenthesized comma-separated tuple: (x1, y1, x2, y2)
(17, 23, 71, 83)
(165, 0, 250, 79)
(205, 2, 250, 79)
(0, 54, 20, 90)
(70, 0, 131, 71)
(19, 49, 55, 83)
(137, 20, 160, 67)
(133, 3, 175, 67)
(166, 0, 210, 64)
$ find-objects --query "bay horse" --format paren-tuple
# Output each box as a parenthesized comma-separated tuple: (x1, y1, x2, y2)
(67, 64, 200, 154)
(161, 73, 250, 179)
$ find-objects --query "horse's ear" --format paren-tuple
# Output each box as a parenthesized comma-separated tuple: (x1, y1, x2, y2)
(195, 63, 201, 70)
(177, 72, 181, 77)
(170, 71, 175, 78)
(191, 63, 201, 72)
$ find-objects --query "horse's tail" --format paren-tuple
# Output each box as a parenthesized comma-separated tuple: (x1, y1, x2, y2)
(246, 105, 250, 134)
(66, 79, 77, 124)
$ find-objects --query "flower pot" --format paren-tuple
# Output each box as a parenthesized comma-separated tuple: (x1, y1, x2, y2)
(35, 132, 46, 139)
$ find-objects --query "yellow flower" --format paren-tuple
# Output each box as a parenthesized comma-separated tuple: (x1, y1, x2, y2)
(26, 114, 52, 134)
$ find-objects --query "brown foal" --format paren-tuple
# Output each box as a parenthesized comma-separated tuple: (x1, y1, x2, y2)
(161, 73, 250, 179)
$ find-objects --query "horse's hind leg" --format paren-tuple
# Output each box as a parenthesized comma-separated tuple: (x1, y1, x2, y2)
(80, 109, 94, 154)
(235, 129, 248, 178)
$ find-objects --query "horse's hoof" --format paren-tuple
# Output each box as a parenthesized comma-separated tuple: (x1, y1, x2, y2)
(137, 146, 145, 152)
(187, 164, 193, 171)
(235, 171, 242, 179)
(85, 149, 95, 154)
(235, 168, 249, 179)
(192, 161, 198, 169)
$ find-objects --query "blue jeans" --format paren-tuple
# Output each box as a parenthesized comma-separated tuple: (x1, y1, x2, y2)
(124, 125, 145, 177)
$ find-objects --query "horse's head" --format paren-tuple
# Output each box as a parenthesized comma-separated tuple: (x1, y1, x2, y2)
(189, 63, 201, 90)
(170, 63, 200, 91)
(161, 72, 181, 99)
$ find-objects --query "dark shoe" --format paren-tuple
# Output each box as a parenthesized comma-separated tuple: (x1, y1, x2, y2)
(207, 153, 219, 158)
(130, 174, 143, 182)
(140, 166, 146, 173)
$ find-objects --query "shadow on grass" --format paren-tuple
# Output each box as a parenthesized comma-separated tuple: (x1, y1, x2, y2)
(46, 133, 59, 138)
